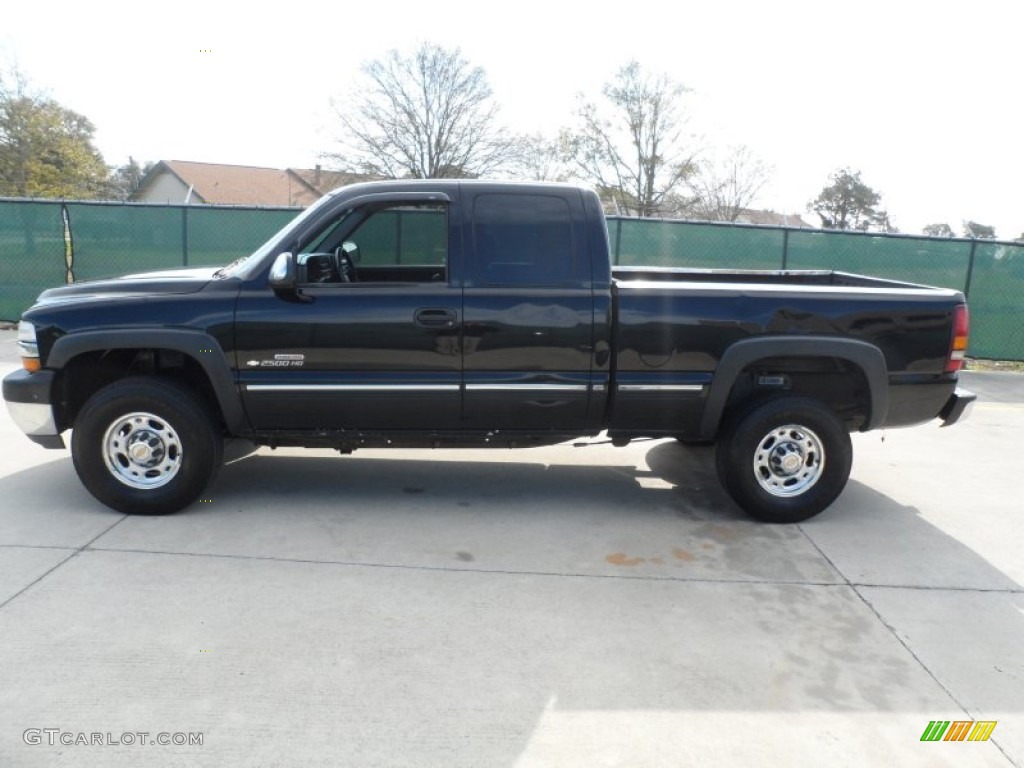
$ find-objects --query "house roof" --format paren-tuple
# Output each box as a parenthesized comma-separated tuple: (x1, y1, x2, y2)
(134, 161, 378, 206)
(289, 168, 372, 196)
(735, 209, 816, 228)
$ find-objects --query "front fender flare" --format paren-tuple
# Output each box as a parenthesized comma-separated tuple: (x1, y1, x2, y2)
(47, 329, 246, 433)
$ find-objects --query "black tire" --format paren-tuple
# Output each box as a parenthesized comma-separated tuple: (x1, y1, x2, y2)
(71, 377, 223, 514)
(714, 396, 852, 523)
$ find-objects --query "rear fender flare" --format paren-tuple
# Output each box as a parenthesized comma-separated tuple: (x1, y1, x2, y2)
(699, 336, 888, 439)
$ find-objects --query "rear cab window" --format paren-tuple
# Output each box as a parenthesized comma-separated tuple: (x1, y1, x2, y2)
(469, 193, 584, 287)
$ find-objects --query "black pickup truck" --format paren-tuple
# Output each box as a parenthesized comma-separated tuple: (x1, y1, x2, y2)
(3, 180, 975, 522)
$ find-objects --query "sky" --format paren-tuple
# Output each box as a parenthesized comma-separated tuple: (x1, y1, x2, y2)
(2, 0, 1021, 238)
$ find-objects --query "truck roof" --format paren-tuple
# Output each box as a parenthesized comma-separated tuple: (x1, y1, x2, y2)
(324, 178, 593, 198)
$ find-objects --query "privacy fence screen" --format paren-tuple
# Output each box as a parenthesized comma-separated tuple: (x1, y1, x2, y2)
(0, 199, 1021, 360)
(0, 200, 298, 323)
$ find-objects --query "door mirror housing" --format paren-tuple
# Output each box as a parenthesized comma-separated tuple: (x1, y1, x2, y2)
(269, 252, 296, 289)
(269, 252, 312, 303)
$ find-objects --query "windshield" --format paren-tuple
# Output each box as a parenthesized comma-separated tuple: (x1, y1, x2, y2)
(214, 193, 339, 279)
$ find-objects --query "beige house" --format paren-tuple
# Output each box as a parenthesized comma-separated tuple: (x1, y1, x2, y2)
(132, 161, 376, 207)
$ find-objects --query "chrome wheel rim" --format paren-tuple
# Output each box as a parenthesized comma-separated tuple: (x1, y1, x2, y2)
(753, 424, 825, 497)
(102, 412, 182, 489)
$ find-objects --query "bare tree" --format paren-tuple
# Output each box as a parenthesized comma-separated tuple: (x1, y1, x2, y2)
(565, 61, 697, 217)
(687, 145, 772, 221)
(326, 43, 516, 179)
(508, 132, 574, 182)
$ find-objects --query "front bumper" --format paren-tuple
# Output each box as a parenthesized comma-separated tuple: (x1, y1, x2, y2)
(2, 369, 65, 448)
(939, 387, 977, 427)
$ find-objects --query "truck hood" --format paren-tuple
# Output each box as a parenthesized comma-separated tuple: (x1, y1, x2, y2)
(34, 266, 220, 305)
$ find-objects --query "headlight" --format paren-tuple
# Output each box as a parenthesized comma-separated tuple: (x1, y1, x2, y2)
(17, 321, 40, 372)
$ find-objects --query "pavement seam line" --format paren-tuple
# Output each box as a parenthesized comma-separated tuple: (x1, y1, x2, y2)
(84, 544, 852, 587)
(849, 582, 1022, 594)
(0, 515, 128, 613)
(797, 524, 1020, 768)
(9, 539, 1013, 593)
(853, 587, 1019, 768)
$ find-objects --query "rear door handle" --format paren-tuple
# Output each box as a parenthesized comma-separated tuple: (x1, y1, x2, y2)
(415, 308, 458, 328)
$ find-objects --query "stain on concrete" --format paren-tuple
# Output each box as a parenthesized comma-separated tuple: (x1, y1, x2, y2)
(606, 553, 645, 566)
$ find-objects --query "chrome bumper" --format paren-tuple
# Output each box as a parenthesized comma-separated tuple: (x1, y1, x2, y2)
(2, 369, 65, 448)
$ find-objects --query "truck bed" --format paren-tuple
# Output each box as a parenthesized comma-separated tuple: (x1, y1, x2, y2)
(608, 265, 966, 438)
(612, 267, 945, 292)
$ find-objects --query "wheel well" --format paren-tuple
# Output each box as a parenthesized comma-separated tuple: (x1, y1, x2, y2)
(721, 356, 871, 432)
(54, 348, 224, 432)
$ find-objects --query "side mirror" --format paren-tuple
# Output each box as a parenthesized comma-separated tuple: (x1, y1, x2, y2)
(269, 252, 312, 303)
(269, 252, 296, 289)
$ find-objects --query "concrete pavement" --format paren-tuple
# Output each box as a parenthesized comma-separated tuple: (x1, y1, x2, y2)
(0, 339, 1021, 766)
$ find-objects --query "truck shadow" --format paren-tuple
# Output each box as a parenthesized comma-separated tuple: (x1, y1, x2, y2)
(210, 439, 745, 521)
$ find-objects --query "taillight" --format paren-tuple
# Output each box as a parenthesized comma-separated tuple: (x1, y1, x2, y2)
(945, 304, 969, 373)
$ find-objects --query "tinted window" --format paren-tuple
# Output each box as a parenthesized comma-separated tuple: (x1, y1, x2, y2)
(473, 194, 574, 285)
(298, 203, 447, 283)
(350, 207, 447, 266)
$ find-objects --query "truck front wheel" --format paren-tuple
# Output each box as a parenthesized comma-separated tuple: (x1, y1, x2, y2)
(715, 396, 852, 523)
(71, 377, 222, 514)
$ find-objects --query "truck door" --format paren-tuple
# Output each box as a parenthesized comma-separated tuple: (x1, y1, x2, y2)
(235, 193, 462, 431)
(460, 186, 596, 431)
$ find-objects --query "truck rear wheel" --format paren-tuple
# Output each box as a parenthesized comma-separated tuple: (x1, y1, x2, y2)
(71, 377, 222, 514)
(715, 396, 851, 523)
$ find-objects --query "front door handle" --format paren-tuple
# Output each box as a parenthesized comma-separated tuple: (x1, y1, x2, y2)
(415, 308, 458, 328)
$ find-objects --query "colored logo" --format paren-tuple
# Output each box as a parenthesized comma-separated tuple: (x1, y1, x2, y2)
(921, 720, 997, 742)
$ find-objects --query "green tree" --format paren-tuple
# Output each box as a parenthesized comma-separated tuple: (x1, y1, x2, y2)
(0, 69, 108, 198)
(106, 156, 154, 200)
(923, 222, 955, 237)
(809, 168, 891, 231)
(566, 61, 697, 217)
(326, 43, 516, 179)
(962, 221, 996, 238)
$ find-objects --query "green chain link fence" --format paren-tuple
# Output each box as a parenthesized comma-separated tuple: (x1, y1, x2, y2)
(0, 200, 299, 319)
(610, 217, 1022, 360)
(1, 199, 1021, 359)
